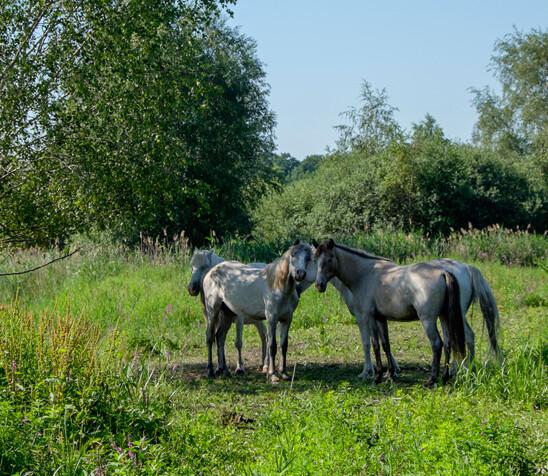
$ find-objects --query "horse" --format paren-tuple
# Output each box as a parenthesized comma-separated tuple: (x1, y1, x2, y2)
(201, 241, 314, 382)
(187, 249, 267, 374)
(332, 257, 501, 380)
(314, 239, 467, 385)
(329, 276, 400, 378)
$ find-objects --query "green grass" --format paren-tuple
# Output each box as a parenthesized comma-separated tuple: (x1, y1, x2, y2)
(0, 243, 546, 474)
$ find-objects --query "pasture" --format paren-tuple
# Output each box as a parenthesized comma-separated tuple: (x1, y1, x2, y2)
(0, 244, 546, 474)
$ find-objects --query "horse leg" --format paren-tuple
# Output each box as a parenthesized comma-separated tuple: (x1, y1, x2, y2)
(463, 318, 475, 366)
(266, 314, 278, 382)
(204, 302, 220, 379)
(255, 321, 268, 373)
(356, 314, 374, 380)
(234, 316, 245, 375)
(215, 310, 232, 377)
(371, 327, 384, 384)
(421, 317, 443, 386)
(278, 319, 291, 380)
(377, 318, 399, 378)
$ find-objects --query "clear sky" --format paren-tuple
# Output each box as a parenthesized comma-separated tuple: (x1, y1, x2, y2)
(227, 1, 547, 159)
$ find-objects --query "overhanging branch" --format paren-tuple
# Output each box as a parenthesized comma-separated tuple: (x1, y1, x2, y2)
(0, 248, 80, 276)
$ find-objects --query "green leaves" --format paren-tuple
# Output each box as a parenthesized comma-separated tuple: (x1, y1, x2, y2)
(471, 28, 548, 156)
(1, 1, 274, 247)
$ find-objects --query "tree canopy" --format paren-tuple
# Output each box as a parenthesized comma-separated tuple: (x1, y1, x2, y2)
(471, 28, 547, 156)
(1, 0, 275, 246)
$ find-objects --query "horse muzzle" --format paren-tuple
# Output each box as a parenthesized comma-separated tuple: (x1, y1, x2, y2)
(295, 269, 306, 282)
(187, 284, 200, 296)
(315, 281, 327, 293)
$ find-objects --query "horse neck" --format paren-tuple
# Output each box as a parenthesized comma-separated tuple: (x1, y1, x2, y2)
(198, 254, 224, 291)
(331, 277, 352, 301)
(210, 253, 224, 267)
(333, 247, 375, 293)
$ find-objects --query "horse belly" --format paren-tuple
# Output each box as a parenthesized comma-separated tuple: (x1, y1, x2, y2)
(375, 294, 418, 321)
(223, 294, 265, 320)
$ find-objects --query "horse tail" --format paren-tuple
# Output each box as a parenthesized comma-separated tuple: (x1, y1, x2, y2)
(469, 265, 500, 357)
(443, 271, 466, 359)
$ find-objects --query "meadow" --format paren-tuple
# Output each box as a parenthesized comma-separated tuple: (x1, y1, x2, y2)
(0, 234, 546, 475)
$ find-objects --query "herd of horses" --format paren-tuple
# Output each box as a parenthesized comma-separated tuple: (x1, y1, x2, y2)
(187, 240, 500, 386)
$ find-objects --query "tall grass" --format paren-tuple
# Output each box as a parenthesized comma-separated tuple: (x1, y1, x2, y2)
(0, 229, 545, 473)
(0, 305, 176, 474)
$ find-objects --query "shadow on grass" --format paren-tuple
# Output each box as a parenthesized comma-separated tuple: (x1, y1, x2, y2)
(166, 360, 434, 395)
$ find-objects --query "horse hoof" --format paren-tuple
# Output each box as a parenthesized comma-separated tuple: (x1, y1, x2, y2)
(374, 374, 383, 384)
(280, 372, 290, 381)
(357, 371, 373, 380)
(261, 366, 269, 374)
(269, 374, 280, 384)
(235, 368, 245, 375)
(215, 367, 230, 378)
(207, 369, 215, 379)
(425, 379, 437, 388)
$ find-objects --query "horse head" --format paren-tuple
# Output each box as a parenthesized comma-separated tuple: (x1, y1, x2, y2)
(314, 239, 337, 292)
(286, 240, 315, 285)
(187, 249, 215, 296)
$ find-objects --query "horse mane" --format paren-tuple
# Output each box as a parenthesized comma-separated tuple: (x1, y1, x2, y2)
(191, 249, 222, 268)
(334, 243, 392, 262)
(266, 251, 290, 290)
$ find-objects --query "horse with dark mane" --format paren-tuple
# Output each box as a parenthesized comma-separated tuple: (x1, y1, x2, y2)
(314, 239, 476, 385)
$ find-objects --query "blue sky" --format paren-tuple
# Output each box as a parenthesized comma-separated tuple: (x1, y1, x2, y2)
(227, 1, 547, 159)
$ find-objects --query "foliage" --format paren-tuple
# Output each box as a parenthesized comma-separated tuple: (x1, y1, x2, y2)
(335, 80, 404, 155)
(0, 0, 275, 246)
(471, 28, 548, 155)
(289, 154, 325, 181)
(253, 112, 547, 240)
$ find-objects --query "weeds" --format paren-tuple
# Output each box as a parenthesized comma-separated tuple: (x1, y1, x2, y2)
(0, 233, 545, 473)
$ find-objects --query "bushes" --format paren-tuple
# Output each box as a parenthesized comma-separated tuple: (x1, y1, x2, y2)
(252, 137, 546, 242)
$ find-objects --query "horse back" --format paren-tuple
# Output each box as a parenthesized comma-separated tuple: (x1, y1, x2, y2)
(371, 262, 447, 319)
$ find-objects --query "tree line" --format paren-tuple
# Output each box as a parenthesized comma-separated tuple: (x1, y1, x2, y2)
(253, 29, 547, 241)
(1, 2, 546, 248)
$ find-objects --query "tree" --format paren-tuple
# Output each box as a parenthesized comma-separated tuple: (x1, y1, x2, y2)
(289, 154, 325, 181)
(1, 1, 276, 246)
(471, 28, 548, 155)
(335, 80, 404, 155)
(269, 152, 299, 185)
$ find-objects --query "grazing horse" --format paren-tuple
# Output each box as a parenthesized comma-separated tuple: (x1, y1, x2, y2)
(202, 242, 314, 382)
(314, 239, 466, 385)
(187, 250, 267, 374)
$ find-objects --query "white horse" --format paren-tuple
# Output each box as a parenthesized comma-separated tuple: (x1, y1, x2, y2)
(430, 258, 499, 362)
(315, 239, 468, 385)
(187, 250, 267, 374)
(202, 241, 314, 382)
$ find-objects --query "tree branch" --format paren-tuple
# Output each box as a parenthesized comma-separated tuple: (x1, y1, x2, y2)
(0, 248, 80, 276)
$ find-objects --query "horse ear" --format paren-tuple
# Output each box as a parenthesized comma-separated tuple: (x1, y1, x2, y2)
(293, 239, 300, 246)
(311, 239, 319, 247)
(327, 238, 335, 249)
